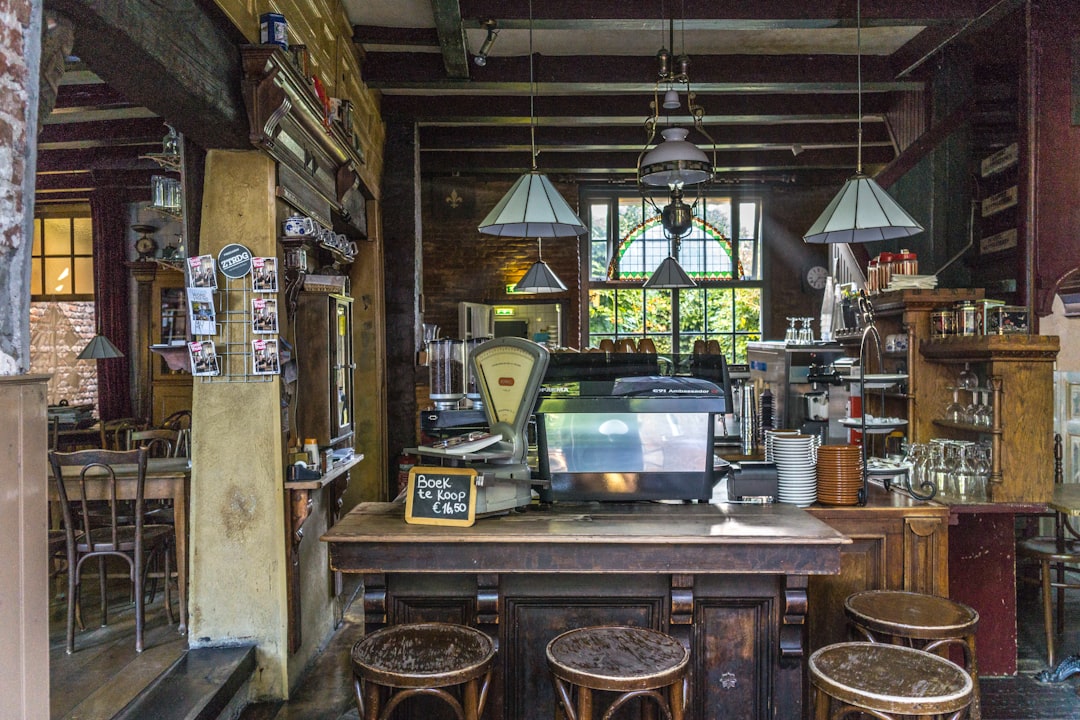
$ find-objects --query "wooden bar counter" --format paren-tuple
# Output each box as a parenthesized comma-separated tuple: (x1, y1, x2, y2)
(324, 501, 848, 720)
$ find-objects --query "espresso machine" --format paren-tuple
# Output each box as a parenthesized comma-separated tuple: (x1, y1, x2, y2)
(747, 341, 850, 444)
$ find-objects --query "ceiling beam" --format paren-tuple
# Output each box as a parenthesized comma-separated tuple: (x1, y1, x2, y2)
(44, 0, 249, 150)
(431, 0, 471, 79)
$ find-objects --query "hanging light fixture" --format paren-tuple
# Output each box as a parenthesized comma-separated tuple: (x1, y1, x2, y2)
(478, 0, 585, 293)
(803, 0, 923, 244)
(632, 17, 710, 289)
(77, 333, 124, 360)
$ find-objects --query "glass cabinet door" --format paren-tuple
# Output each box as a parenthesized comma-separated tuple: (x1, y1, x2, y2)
(333, 297, 353, 435)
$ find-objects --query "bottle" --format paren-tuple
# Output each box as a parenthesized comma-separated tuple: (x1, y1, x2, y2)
(304, 438, 319, 467)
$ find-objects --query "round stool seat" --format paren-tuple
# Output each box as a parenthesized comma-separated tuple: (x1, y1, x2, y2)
(352, 622, 495, 688)
(810, 642, 973, 717)
(845, 589, 979, 639)
(546, 625, 688, 691)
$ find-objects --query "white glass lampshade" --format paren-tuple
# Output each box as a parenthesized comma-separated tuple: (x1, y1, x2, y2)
(515, 260, 567, 293)
(662, 89, 680, 110)
(803, 174, 924, 244)
(639, 128, 711, 187)
(478, 172, 586, 238)
(643, 256, 696, 289)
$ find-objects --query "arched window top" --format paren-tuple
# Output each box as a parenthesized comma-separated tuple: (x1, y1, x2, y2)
(615, 214, 738, 281)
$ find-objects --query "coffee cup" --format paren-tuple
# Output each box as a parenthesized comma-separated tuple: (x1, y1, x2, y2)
(283, 215, 314, 236)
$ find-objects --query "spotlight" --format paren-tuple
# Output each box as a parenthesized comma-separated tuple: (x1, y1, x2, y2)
(474, 19, 498, 67)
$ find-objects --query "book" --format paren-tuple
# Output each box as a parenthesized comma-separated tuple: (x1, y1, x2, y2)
(418, 432, 502, 456)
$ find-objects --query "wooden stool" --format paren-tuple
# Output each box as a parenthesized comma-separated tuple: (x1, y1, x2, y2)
(810, 642, 973, 719)
(351, 622, 495, 720)
(845, 590, 981, 720)
(546, 625, 688, 720)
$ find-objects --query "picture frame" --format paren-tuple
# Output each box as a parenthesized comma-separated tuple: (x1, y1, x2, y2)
(1070, 383, 1080, 420)
(1071, 434, 1080, 485)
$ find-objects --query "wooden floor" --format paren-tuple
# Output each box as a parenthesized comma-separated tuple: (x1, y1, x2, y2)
(51, 571, 1080, 720)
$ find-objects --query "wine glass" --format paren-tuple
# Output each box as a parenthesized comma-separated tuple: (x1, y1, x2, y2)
(785, 317, 798, 343)
(944, 388, 968, 424)
(958, 363, 978, 391)
(972, 389, 993, 428)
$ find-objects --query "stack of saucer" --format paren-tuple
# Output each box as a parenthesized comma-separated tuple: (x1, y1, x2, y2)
(816, 444, 863, 505)
(763, 429, 799, 462)
(771, 434, 818, 507)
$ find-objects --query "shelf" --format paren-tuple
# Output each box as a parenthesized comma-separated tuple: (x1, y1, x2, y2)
(920, 334, 1060, 362)
(284, 453, 364, 490)
(840, 418, 908, 435)
(931, 419, 1001, 435)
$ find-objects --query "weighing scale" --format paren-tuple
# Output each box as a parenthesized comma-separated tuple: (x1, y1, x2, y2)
(411, 336, 550, 514)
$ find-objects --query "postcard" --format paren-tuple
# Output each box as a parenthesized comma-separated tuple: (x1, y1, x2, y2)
(252, 296, 278, 334)
(188, 340, 220, 377)
(186, 254, 217, 289)
(252, 256, 278, 293)
(187, 286, 217, 335)
(252, 338, 280, 375)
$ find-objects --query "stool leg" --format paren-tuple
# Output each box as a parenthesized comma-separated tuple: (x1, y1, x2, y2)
(670, 678, 685, 720)
(577, 686, 593, 720)
(812, 685, 829, 720)
(965, 633, 981, 720)
(463, 677, 479, 720)
(363, 680, 380, 720)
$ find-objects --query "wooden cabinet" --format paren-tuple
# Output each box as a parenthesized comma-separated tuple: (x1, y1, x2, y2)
(806, 490, 949, 653)
(295, 291, 354, 448)
(130, 261, 192, 426)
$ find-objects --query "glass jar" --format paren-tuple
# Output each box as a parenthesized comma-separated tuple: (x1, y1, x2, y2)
(429, 338, 465, 409)
(896, 249, 918, 275)
(955, 301, 978, 336)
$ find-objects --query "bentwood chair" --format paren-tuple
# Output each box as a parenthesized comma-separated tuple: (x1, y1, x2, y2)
(1016, 434, 1080, 668)
(99, 417, 144, 451)
(130, 428, 179, 458)
(48, 447, 174, 653)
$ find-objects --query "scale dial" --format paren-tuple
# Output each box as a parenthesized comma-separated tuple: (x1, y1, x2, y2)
(470, 338, 550, 462)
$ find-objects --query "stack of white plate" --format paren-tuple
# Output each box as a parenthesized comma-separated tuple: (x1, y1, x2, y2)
(771, 434, 819, 507)
(763, 429, 799, 462)
(887, 274, 938, 290)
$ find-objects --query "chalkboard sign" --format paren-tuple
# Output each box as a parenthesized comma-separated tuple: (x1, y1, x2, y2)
(405, 466, 477, 527)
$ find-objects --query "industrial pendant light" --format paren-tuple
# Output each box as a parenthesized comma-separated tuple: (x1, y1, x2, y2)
(478, 0, 585, 293)
(803, 0, 923, 244)
(77, 333, 124, 359)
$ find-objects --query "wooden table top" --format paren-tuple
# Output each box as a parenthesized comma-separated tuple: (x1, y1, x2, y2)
(1049, 484, 1080, 516)
(323, 501, 850, 575)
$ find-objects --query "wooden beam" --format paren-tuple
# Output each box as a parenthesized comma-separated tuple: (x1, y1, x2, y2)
(431, 0, 470, 79)
(44, 0, 249, 150)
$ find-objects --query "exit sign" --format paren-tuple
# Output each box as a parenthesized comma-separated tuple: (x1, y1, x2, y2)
(494, 307, 515, 317)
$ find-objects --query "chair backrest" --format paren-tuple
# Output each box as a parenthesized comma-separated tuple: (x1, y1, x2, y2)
(160, 409, 191, 432)
(100, 417, 144, 450)
(637, 338, 657, 354)
(598, 338, 615, 353)
(48, 447, 149, 552)
(130, 428, 179, 458)
(48, 416, 59, 450)
(615, 338, 637, 353)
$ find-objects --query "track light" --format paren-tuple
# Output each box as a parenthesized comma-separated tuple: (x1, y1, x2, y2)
(474, 20, 498, 67)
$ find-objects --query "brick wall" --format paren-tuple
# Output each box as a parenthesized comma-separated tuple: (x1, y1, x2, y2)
(29, 301, 98, 408)
(421, 177, 582, 344)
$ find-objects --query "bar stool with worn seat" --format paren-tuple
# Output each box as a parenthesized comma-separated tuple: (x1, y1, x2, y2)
(350, 622, 495, 720)
(844, 589, 981, 720)
(546, 625, 688, 720)
(810, 642, 973, 720)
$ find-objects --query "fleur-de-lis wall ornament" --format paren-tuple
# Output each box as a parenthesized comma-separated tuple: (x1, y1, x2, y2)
(445, 189, 463, 209)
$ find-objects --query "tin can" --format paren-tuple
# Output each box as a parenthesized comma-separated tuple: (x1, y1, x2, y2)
(987, 305, 1030, 334)
(260, 12, 288, 49)
(954, 301, 978, 336)
(930, 309, 955, 338)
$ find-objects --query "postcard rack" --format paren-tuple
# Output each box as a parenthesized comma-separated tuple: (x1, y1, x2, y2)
(194, 274, 274, 384)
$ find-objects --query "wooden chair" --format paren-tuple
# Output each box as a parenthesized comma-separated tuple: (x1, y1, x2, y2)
(614, 337, 637, 353)
(160, 410, 191, 458)
(692, 339, 706, 355)
(598, 338, 615, 353)
(637, 337, 657, 354)
(48, 447, 174, 653)
(546, 625, 688, 720)
(351, 622, 495, 720)
(1017, 433, 1080, 668)
(131, 428, 179, 458)
(844, 590, 981, 720)
(99, 417, 144, 450)
(810, 642, 972, 719)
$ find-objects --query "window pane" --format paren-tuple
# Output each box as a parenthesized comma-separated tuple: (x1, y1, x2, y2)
(588, 289, 616, 335)
(32, 218, 42, 255)
(678, 288, 704, 333)
(43, 218, 70, 255)
(643, 290, 671, 333)
(734, 288, 762, 332)
(31, 255, 42, 294)
(615, 291, 644, 333)
(738, 202, 757, 239)
(72, 217, 93, 255)
(73, 257, 95, 294)
(706, 288, 734, 333)
(590, 202, 609, 280)
(44, 258, 72, 294)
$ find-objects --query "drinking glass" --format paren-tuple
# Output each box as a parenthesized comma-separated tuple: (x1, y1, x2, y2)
(944, 388, 968, 424)
(785, 317, 798, 344)
(958, 363, 978, 391)
(972, 389, 993, 428)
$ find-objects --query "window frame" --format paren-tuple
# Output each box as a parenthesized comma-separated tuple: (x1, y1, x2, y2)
(31, 206, 95, 301)
(579, 185, 767, 362)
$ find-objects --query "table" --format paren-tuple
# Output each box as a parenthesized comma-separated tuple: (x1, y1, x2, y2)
(54, 424, 102, 451)
(47, 457, 192, 633)
(324, 501, 848, 720)
(1049, 485, 1080, 516)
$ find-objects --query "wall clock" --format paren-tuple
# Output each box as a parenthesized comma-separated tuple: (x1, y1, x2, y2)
(133, 224, 159, 260)
(803, 264, 829, 292)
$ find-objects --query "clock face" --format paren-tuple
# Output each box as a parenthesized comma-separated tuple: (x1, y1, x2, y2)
(805, 265, 829, 290)
(136, 236, 158, 257)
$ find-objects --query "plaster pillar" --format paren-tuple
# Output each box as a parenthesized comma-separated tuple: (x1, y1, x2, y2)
(188, 150, 288, 699)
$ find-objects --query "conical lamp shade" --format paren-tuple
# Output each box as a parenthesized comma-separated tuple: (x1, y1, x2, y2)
(514, 260, 568, 293)
(77, 334, 125, 359)
(643, 256, 696, 289)
(803, 174, 924, 244)
(479, 172, 586, 238)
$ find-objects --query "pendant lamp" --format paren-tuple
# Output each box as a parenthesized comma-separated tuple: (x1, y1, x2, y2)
(77, 333, 124, 359)
(478, 0, 584, 294)
(643, 233, 696, 289)
(803, 0, 923, 244)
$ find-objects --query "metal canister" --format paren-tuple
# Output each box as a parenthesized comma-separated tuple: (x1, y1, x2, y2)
(260, 12, 288, 49)
(955, 301, 978, 336)
(930, 308, 955, 338)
